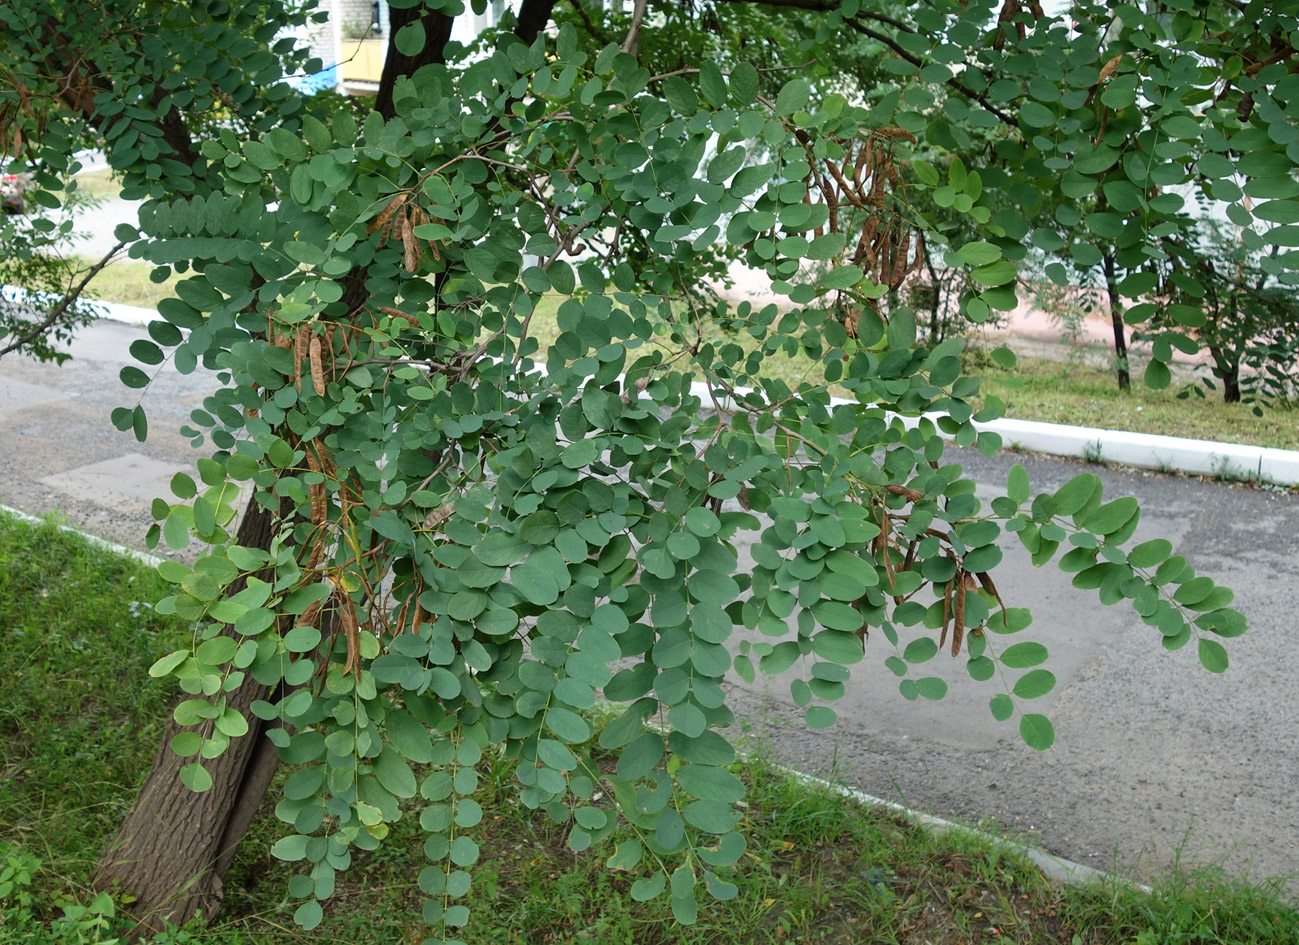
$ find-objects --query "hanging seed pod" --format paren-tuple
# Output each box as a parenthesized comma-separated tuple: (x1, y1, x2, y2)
(309, 335, 326, 397)
(293, 328, 308, 391)
(367, 192, 407, 234)
(952, 574, 967, 656)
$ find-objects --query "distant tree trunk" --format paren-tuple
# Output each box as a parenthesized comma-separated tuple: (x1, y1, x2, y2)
(1102, 253, 1131, 391)
(1217, 354, 1243, 403)
(91, 498, 285, 935)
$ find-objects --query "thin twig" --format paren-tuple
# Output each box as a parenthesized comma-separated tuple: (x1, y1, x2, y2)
(0, 240, 126, 358)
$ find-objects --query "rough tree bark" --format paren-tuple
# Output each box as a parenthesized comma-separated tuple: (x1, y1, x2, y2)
(91, 498, 285, 933)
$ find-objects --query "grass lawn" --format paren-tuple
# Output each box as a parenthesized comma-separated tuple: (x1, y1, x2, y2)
(2, 512, 1297, 944)
(80, 259, 181, 311)
(974, 353, 1299, 452)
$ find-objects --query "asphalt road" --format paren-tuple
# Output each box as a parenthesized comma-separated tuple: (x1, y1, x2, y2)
(2, 319, 1296, 890)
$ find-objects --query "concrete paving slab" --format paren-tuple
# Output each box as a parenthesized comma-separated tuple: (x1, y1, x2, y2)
(39, 452, 189, 512)
(0, 376, 79, 422)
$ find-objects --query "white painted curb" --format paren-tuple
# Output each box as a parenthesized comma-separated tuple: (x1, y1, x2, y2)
(0, 502, 164, 568)
(1, 284, 160, 327)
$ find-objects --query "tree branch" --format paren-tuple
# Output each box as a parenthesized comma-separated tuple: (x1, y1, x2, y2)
(0, 241, 126, 358)
(714, 0, 1019, 129)
(567, 0, 612, 45)
(621, 0, 649, 56)
(515, 0, 560, 46)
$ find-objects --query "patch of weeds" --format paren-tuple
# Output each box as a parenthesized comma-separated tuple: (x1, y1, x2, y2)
(1059, 858, 1299, 945)
(4, 513, 1298, 944)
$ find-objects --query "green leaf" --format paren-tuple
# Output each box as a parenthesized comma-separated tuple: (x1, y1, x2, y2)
(283, 625, 321, 653)
(676, 764, 744, 803)
(1019, 713, 1055, 750)
(395, 20, 425, 56)
(606, 840, 643, 871)
(1198, 638, 1228, 674)
(120, 366, 150, 388)
(385, 710, 433, 763)
(373, 747, 417, 798)
(1128, 539, 1173, 569)
(294, 900, 323, 931)
(989, 694, 1014, 721)
(1006, 464, 1029, 505)
(1082, 497, 1138, 537)
(729, 62, 759, 105)
(510, 561, 560, 605)
(804, 705, 837, 728)
(914, 677, 947, 700)
(699, 60, 727, 108)
(970, 260, 1017, 287)
(707, 146, 746, 184)
(903, 637, 937, 663)
(180, 762, 213, 792)
(631, 872, 666, 901)
(1053, 474, 1099, 516)
(149, 650, 189, 678)
(545, 705, 591, 743)
(1018, 101, 1055, 128)
(1144, 359, 1171, 389)
(1012, 669, 1056, 699)
(811, 630, 864, 665)
(683, 798, 738, 833)
(957, 241, 1002, 266)
(130, 339, 165, 365)
(775, 78, 811, 116)
(1000, 641, 1048, 668)
(617, 732, 664, 779)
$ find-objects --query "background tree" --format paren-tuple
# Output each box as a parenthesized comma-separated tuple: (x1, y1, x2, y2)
(1154, 218, 1299, 409)
(0, 0, 1272, 940)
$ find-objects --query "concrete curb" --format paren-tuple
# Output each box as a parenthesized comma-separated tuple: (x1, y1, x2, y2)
(779, 765, 1152, 894)
(0, 502, 164, 568)
(1, 284, 160, 327)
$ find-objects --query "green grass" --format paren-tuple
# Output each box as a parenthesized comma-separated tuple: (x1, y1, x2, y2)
(1, 511, 1297, 944)
(80, 259, 181, 311)
(69, 169, 125, 202)
(0, 514, 188, 892)
(974, 353, 1299, 451)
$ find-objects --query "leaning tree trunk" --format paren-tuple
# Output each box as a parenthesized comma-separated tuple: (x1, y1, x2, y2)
(1102, 253, 1131, 391)
(92, 497, 285, 934)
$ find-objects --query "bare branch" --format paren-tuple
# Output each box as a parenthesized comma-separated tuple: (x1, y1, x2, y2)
(621, 0, 649, 56)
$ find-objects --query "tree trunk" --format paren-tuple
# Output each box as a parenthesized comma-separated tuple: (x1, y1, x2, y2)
(1102, 254, 1131, 391)
(92, 497, 286, 935)
(1221, 362, 1242, 403)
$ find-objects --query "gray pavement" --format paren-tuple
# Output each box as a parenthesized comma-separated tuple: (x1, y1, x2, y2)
(2, 319, 1296, 891)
